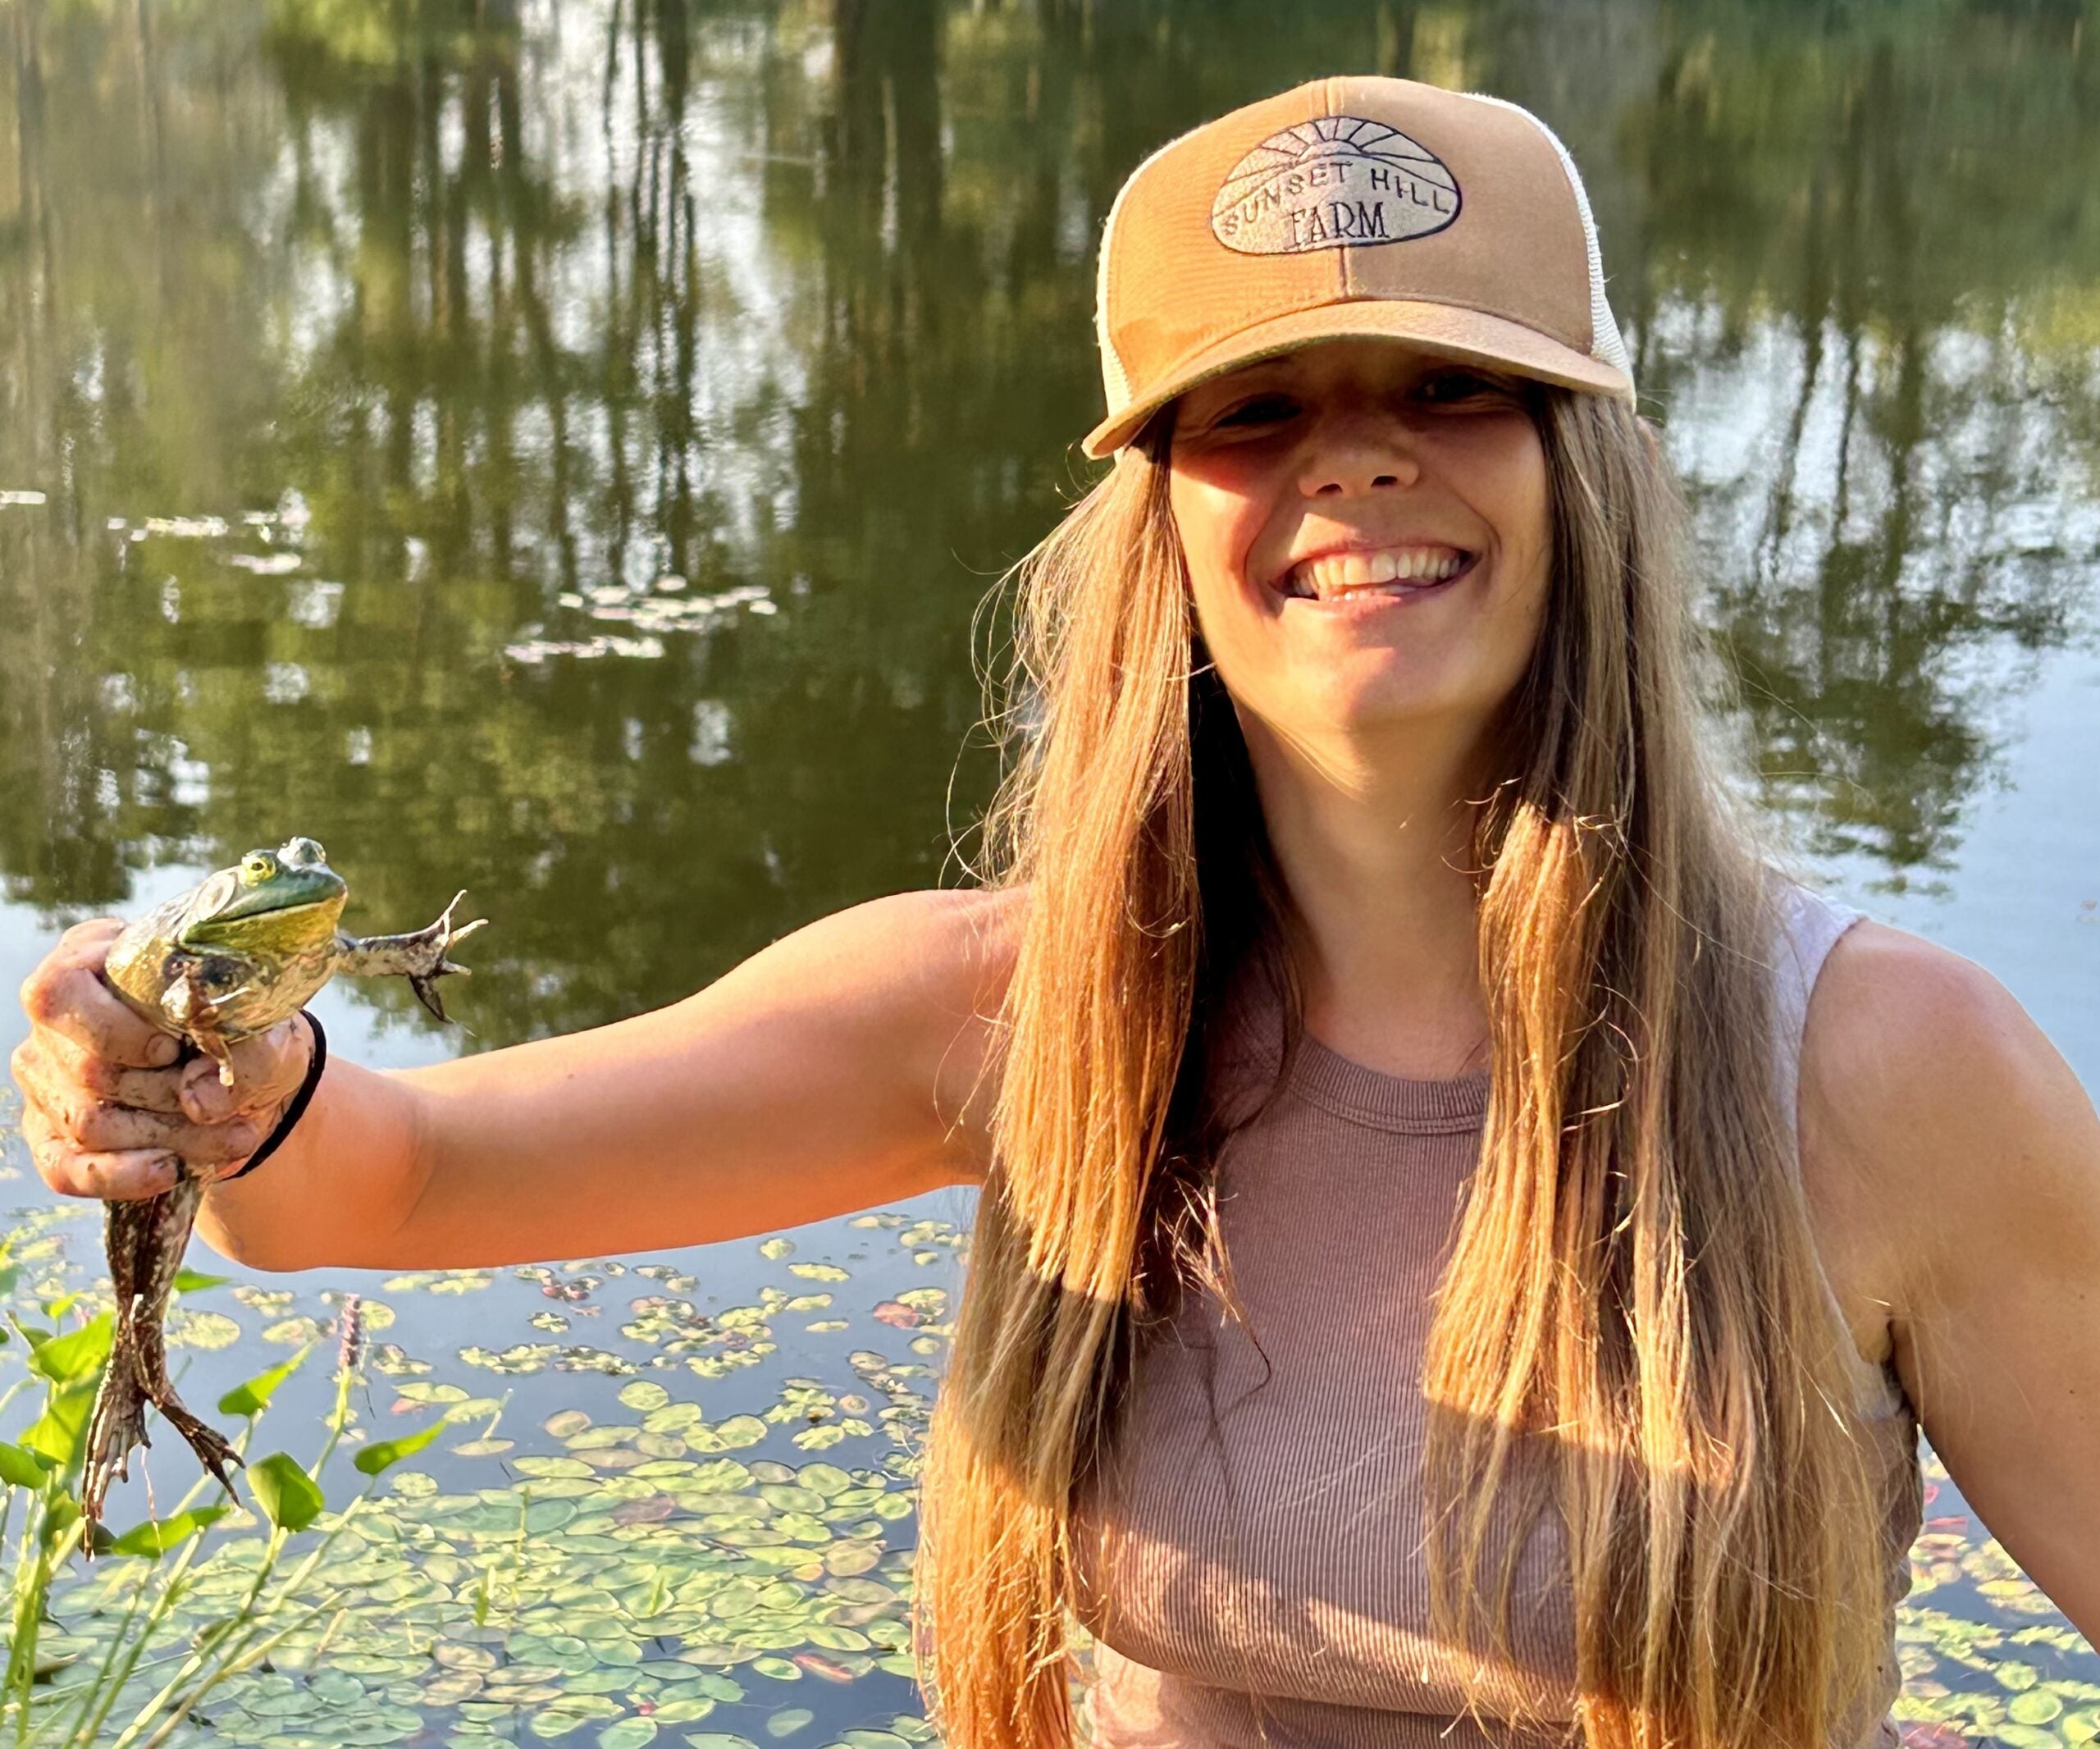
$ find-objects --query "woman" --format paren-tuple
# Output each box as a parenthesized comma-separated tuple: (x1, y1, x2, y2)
(13, 75, 2099, 1749)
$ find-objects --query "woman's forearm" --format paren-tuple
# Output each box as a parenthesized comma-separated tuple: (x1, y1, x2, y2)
(192, 890, 1008, 1272)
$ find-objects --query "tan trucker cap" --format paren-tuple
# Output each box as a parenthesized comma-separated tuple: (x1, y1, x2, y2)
(1083, 75, 1636, 459)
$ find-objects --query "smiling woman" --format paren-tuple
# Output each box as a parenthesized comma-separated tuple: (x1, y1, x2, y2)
(907, 72, 2100, 1749)
(13, 64, 2100, 1749)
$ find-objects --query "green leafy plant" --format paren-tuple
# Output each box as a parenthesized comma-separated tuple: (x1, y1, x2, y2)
(0, 1268, 441, 1749)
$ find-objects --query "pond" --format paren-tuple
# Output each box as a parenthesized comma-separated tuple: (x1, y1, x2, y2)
(0, 1, 2097, 1745)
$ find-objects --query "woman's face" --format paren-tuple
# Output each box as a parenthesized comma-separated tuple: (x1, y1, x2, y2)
(1166, 338, 1553, 759)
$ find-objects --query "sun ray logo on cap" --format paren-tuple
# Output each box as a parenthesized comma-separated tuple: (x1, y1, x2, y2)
(1211, 116, 1461, 257)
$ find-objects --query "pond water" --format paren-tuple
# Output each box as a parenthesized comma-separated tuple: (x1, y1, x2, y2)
(1, 2, 2097, 1745)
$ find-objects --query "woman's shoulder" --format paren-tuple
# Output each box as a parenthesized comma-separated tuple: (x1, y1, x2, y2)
(832, 885, 1025, 1184)
(844, 882, 1027, 959)
(1796, 915, 2072, 1365)
(1801, 914, 2040, 1171)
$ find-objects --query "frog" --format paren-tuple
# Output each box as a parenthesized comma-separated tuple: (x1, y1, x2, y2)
(80, 838, 486, 1550)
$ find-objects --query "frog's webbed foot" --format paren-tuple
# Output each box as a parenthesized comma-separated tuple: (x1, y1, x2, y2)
(130, 1277, 244, 1499)
(151, 1396, 243, 1497)
(409, 891, 487, 1023)
(337, 890, 487, 1025)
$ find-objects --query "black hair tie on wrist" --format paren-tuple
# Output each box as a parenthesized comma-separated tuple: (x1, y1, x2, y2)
(220, 1011, 327, 1184)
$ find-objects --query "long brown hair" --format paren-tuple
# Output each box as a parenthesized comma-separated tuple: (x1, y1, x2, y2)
(915, 386, 1891, 1749)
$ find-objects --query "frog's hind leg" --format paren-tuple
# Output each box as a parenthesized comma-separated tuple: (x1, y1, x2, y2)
(80, 1196, 161, 1553)
(337, 890, 487, 1024)
(80, 1317, 152, 1550)
(131, 1301, 243, 1496)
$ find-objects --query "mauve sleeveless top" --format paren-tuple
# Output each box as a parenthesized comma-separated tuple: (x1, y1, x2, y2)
(1069, 879, 1924, 1748)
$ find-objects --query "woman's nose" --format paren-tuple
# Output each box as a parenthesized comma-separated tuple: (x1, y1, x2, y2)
(1297, 410, 1422, 499)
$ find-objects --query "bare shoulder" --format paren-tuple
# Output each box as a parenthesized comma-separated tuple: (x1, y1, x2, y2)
(842, 884, 1025, 1013)
(1798, 916, 2088, 1359)
(828, 885, 1025, 1183)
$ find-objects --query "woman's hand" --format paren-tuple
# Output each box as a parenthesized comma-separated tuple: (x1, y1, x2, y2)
(12, 918, 313, 1199)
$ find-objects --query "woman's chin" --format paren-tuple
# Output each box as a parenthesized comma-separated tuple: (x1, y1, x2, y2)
(1299, 662, 1470, 730)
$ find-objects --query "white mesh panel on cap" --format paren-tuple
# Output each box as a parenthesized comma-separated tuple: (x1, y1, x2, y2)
(1463, 91, 1634, 387)
(1093, 123, 1204, 417)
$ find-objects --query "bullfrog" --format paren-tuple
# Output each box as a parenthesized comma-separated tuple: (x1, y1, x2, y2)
(80, 838, 486, 1547)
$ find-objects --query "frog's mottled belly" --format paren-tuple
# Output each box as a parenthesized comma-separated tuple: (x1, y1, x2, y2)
(105, 901, 336, 1042)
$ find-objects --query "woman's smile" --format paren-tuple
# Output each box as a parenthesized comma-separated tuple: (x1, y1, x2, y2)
(1276, 543, 1479, 605)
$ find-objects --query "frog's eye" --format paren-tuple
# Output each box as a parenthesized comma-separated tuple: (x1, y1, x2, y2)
(241, 853, 276, 882)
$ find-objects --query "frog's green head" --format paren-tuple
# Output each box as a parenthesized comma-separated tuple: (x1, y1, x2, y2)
(178, 837, 348, 955)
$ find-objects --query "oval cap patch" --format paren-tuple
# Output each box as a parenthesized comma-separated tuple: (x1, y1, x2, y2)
(1212, 116, 1461, 255)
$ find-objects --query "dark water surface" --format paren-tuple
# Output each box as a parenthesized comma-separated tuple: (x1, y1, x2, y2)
(2, 2, 2097, 1745)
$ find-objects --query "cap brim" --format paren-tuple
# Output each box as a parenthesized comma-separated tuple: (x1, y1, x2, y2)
(1080, 299, 1636, 459)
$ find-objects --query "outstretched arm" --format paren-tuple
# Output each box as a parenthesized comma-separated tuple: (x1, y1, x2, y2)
(17, 888, 1017, 1273)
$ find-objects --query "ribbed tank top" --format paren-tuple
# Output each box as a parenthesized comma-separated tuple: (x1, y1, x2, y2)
(1069, 879, 1924, 1748)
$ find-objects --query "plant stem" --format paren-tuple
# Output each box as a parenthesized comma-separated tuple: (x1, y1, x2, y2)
(129, 1595, 345, 1749)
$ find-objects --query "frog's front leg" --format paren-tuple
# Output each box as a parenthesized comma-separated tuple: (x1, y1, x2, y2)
(336, 890, 487, 1023)
(162, 961, 242, 1086)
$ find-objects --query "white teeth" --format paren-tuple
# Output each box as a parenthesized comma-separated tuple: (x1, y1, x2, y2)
(1285, 546, 1469, 599)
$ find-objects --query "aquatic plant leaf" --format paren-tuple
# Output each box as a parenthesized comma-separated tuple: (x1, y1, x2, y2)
(686, 1416, 766, 1453)
(173, 1267, 232, 1292)
(2008, 1690, 2066, 1724)
(762, 1707, 813, 1738)
(21, 1379, 98, 1468)
(355, 1419, 449, 1475)
(785, 1265, 848, 1283)
(682, 1736, 761, 1748)
(395, 1381, 472, 1404)
(219, 1345, 317, 1416)
(648, 1698, 719, 1724)
(546, 1409, 593, 1438)
(514, 1456, 596, 1479)
(599, 1722, 660, 1748)
(29, 1310, 114, 1383)
(249, 1452, 326, 1531)
(0, 1439, 54, 1487)
(619, 1381, 671, 1412)
(167, 1308, 243, 1349)
(106, 1503, 231, 1556)
(758, 1239, 795, 1260)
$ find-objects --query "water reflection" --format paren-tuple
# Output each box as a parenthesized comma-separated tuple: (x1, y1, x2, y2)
(1, 1, 2096, 998)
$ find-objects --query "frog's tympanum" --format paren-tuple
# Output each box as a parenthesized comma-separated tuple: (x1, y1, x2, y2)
(82, 838, 486, 1547)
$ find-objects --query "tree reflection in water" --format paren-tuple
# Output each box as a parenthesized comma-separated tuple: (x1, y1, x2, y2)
(0, 0, 2095, 1042)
